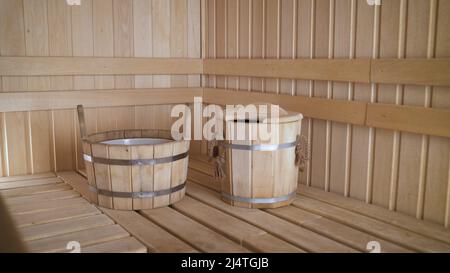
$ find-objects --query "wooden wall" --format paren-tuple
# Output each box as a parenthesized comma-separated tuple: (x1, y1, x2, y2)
(0, 0, 201, 175)
(203, 0, 450, 227)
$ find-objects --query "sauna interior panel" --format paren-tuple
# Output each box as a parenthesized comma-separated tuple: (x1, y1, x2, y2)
(0, 0, 202, 175)
(203, 0, 450, 227)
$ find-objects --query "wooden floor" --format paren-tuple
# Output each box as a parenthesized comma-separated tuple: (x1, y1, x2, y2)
(1, 156, 450, 253)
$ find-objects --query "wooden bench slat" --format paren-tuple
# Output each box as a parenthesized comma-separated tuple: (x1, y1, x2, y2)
(172, 196, 304, 253)
(297, 184, 450, 245)
(100, 208, 198, 253)
(267, 206, 412, 253)
(140, 207, 250, 253)
(292, 196, 450, 253)
(0, 172, 56, 183)
(186, 182, 357, 253)
(5, 190, 79, 206)
(27, 224, 129, 253)
(8, 197, 88, 215)
(0, 177, 62, 190)
(20, 214, 114, 241)
(77, 237, 147, 253)
(0, 183, 72, 198)
(13, 203, 100, 228)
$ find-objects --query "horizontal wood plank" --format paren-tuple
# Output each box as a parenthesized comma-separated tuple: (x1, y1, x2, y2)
(26, 224, 129, 253)
(100, 208, 198, 253)
(292, 196, 450, 252)
(0, 88, 203, 112)
(0, 57, 203, 76)
(372, 59, 450, 86)
(172, 196, 304, 252)
(203, 88, 367, 125)
(366, 103, 450, 138)
(204, 59, 371, 83)
(0, 183, 72, 198)
(185, 182, 357, 253)
(140, 207, 250, 253)
(78, 237, 147, 253)
(297, 184, 450, 245)
(20, 214, 114, 241)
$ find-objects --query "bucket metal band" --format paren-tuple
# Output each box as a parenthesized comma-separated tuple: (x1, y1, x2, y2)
(222, 139, 299, 151)
(83, 151, 189, 166)
(221, 191, 296, 204)
(88, 181, 186, 198)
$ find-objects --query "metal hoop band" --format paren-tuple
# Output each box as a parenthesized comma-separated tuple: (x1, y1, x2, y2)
(222, 139, 299, 151)
(221, 191, 296, 204)
(83, 151, 189, 166)
(88, 181, 186, 198)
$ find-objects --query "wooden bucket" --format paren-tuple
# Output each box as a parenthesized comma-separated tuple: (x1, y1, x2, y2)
(220, 106, 303, 209)
(77, 106, 189, 210)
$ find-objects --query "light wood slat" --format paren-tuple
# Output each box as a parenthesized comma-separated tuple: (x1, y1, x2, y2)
(0, 172, 56, 183)
(76, 237, 147, 253)
(0, 57, 203, 76)
(242, 233, 305, 253)
(100, 208, 198, 253)
(0, 88, 203, 112)
(185, 182, 357, 253)
(366, 103, 450, 138)
(0, 183, 72, 198)
(188, 156, 215, 176)
(0, 177, 62, 190)
(8, 197, 87, 215)
(187, 168, 221, 191)
(203, 88, 367, 125)
(203, 58, 371, 83)
(13, 202, 100, 228)
(5, 190, 79, 206)
(292, 196, 450, 253)
(172, 196, 304, 253)
(297, 184, 450, 245)
(20, 214, 114, 241)
(140, 207, 250, 253)
(26, 224, 129, 253)
(371, 59, 450, 86)
(57, 171, 91, 200)
(267, 206, 412, 253)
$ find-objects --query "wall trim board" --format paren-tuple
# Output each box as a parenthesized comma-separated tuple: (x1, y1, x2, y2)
(204, 58, 450, 86)
(2, 57, 450, 86)
(0, 57, 203, 76)
(203, 58, 372, 83)
(203, 88, 450, 138)
(203, 88, 367, 125)
(0, 88, 203, 112)
(366, 103, 450, 139)
(371, 59, 450, 86)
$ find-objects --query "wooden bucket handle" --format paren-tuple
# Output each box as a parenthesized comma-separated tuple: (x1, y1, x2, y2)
(77, 105, 87, 140)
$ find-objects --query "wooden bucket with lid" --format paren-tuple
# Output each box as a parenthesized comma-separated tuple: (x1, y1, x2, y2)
(217, 104, 303, 208)
(77, 105, 189, 210)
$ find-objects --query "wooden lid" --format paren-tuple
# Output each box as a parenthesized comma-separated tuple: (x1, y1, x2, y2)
(225, 103, 303, 124)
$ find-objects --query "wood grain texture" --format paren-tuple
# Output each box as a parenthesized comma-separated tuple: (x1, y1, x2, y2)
(0, 57, 203, 76)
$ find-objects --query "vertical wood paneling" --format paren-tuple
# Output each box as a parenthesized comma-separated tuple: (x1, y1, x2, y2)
(424, 0, 450, 226)
(94, 0, 115, 89)
(171, 0, 189, 87)
(371, 0, 401, 208)
(396, 0, 429, 216)
(0, 0, 201, 178)
(310, 0, 328, 190)
(349, 0, 373, 201)
(113, 0, 134, 89)
(0, 0, 27, 92)
(72, 0, 94, 90)
(133, 0, 153, 88)
(152, 0, 171, 88)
